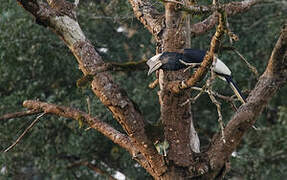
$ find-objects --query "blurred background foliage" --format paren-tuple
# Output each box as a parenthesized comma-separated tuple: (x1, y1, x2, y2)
(0, 0, 286, 179)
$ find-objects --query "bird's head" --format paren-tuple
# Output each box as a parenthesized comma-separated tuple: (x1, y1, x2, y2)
(147, 53, 163, 75)
(146, 52, 186, 75)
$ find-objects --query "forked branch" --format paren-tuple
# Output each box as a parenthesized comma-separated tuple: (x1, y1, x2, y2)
(191, 0, 260, 36)
(17, 0, 166, 176)
(22, 100, 135, 153)
(128, 0, 164, 36)
(168, 9, 227, 93)
(205, 24, 287, 179)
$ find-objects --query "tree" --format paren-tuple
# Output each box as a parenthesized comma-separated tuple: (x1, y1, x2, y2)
(1, 0, 286, 179)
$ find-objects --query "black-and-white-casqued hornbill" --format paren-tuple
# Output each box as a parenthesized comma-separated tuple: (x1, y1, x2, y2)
(146, 49, 246, 104)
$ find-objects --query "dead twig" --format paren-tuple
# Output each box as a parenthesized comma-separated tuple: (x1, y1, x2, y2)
(22, 100, 134, 153)
(181, 85, 238, 107)
(149, 79, 159, 89)
(180, 85, 207, 106)
(190, 0, 261, 36)
(206, 75, 226, 143)
(4, 112, 46, 152)
(213, 92, 238, 111)
(207, 57, 226, 143)
(0, 109, 42, 121)
(233, 49, 259, 78)
(224, 15, 239, 44)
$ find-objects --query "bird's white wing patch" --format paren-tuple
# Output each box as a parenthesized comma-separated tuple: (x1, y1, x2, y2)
(179, 59, 201, 67)
(214, 58, 231, 76)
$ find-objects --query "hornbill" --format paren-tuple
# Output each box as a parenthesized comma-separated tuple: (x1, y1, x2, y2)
(147, 49, 246, 104)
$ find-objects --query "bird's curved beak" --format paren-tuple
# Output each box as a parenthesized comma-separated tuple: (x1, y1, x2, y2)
(146, 53, 163, 76)
(147, 61, 162, 75)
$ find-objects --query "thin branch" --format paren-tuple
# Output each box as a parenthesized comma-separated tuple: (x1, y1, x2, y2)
(168, 9, 227, 93)
(181, 86, 238, 108)
(181, 5, 212, 15)
(22, 100, 135, 153)
(0, 109, 41, 121)
(224, 16, 239, 44)
(205, 23, 287, 179)
(17, 1, 166, 176)
(4, 112, 46, 152)
(214, 92, 238, 112)
(191, 0, 261, 36)
(128, 0, 164, 36)
(180, 85, 207, 106)
(75, 60, 147, 84)
(207, 55, 225, 143)
(189, 87, 206, 103)
(23, 100, 153, 173)
(233, 49, 259, 78)
(149, 79, 159, 89)
(91, 14, 134, 20)
(206, 73, 226, 144)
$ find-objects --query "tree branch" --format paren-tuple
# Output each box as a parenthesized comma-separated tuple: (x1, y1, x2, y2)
(0, 109, 41, 121)
(23, 100, 135, 152)
(205, 23, 287, 179)
(17, 0, 166, 176)
(167, 9, 227, 93)
(156, 1, 201, 167)
(191, 0, 260, 36)
(106, 59, 147, 71)
(128, 0, 164, 36)
(75, 59, 147, 75)
(3, 112, 46, 152)
(206, 73, 226, 144)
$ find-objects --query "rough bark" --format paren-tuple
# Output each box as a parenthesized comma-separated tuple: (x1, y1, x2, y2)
(127, 0, 163, 36)
(158, 2, 199, 168)
(204, 24, 287, 179)
(16, 0, 166, 177)
(128, 0, 165, 53)
(167, 10, 226, 93)
(23, 100, 134, 153)
(15, 0, 285, 179)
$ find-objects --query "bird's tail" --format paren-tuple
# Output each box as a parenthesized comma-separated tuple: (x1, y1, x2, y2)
(146, 53, 163, 75)
(225, 76, 246, 104)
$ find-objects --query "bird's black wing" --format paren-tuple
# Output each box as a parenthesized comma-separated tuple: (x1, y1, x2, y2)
(160, 52, 186, 71)
(182, 49, 207, 63)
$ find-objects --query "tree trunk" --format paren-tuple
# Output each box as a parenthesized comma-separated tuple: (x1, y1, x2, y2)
(158, 1, 199, 171)
(15, 0, 286, 179)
